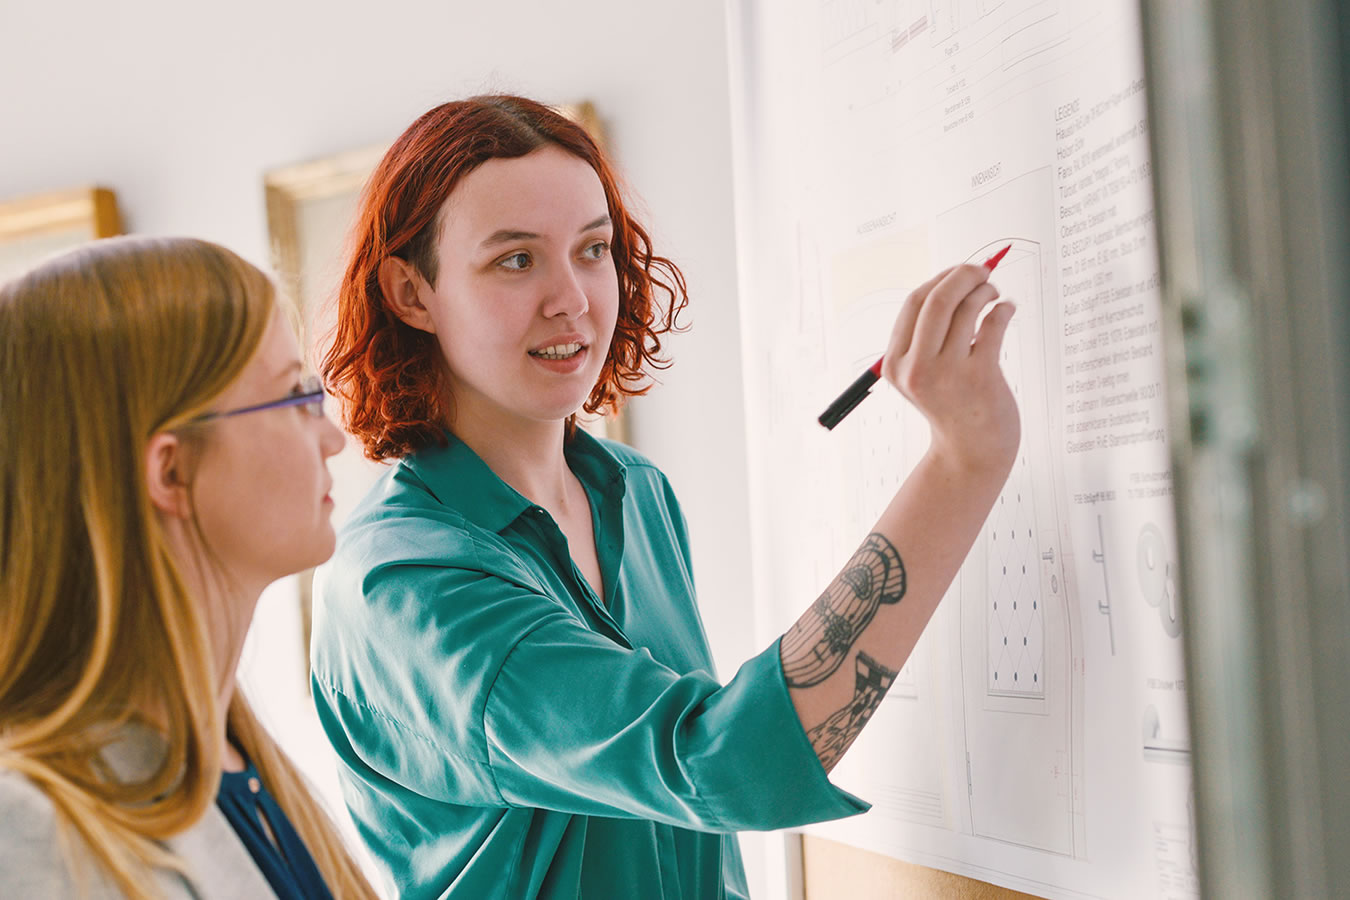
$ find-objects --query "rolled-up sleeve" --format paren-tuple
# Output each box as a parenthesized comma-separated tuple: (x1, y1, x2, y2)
(483, 612, 870, 831)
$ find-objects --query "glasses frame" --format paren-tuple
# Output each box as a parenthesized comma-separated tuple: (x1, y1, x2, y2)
(188, 375, 326, 424)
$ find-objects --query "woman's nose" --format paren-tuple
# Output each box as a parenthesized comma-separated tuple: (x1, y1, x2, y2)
(318, 415, 345, 458)
(541, 262, 590, 319)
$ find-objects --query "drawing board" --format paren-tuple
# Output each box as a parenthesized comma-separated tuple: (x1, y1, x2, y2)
(729, 1, 1194, 896)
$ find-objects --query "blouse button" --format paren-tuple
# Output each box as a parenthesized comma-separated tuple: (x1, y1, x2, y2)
(248, 776, 261, 794)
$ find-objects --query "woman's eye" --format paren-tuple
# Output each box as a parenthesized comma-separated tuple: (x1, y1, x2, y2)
(499, 252, 532, 271)
(582, 241, 609, 260)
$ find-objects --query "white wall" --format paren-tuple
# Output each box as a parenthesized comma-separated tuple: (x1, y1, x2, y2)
(1, 0, 770, 895)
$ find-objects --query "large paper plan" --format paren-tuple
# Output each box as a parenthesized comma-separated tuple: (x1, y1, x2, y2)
(729, 1, 1195, 896)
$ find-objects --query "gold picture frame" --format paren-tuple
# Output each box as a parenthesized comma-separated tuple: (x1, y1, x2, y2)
(0, 187, 122, 283)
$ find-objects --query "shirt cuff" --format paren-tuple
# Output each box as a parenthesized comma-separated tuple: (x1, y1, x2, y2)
(686, 637, 871, 831)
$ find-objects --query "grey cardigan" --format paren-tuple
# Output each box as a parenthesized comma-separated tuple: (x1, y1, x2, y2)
(0, 730, 280, 899)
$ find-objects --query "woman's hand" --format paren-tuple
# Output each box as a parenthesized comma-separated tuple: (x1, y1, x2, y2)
(881, 264, 1020, 476)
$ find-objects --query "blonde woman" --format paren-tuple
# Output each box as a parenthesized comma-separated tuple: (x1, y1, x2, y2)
(0, 236, 378, 899)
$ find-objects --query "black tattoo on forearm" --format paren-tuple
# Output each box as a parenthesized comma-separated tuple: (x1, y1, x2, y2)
(780, 533, 907, 687)
(805, 651, 898, 770)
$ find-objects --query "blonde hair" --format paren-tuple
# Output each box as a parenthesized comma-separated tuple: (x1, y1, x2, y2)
(0, 236, 375, 899)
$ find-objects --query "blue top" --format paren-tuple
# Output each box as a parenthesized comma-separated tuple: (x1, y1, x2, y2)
(216, 758, 333, 900)
(310, 430, 868, 899)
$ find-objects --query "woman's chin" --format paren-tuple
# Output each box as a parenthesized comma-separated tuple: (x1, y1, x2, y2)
(525, 397, 593, 424)
(301, 530, 338, 572)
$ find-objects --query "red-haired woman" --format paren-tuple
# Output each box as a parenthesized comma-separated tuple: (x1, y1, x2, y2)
(312, 94, 1019, 899)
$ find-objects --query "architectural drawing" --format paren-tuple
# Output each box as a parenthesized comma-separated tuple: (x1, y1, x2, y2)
(1093, 515, 1119, 655)
(1138, 523, 1182, 639)
(732, 0, 1191, 894)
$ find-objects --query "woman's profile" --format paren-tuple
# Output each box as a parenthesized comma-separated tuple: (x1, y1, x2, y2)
(0, 236, 378, 899)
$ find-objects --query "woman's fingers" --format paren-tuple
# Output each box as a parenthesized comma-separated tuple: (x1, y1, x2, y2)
(942, 281, 1001, 356)
(908, 264, 991, 360)
(887, 266, 956, 361)
(971, 299, 1017, 361)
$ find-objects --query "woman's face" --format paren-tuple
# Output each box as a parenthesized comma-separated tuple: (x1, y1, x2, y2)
(187, 309, 345, 590)
(417, 145, 620, 430)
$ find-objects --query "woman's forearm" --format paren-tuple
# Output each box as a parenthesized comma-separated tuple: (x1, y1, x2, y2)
(780, 448, 1011, 772)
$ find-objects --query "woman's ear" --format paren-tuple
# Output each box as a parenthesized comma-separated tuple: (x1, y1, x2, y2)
(145, 432, 192, 519)
(379, 256, 436, 334)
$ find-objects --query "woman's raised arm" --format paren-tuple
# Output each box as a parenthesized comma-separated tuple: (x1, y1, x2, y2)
(780, 262, 1021, 771)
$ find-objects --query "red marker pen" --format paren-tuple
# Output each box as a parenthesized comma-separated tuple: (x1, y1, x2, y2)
(817, 244, 1012, 430)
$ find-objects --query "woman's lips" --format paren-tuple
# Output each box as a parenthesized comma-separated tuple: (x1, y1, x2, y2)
(528, 344, 589, 374)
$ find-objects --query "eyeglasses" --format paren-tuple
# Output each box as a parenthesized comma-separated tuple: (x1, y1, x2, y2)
(189, 374, 326, 424)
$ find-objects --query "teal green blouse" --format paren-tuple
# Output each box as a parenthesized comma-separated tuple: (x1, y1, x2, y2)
(310, 431, 867, 899)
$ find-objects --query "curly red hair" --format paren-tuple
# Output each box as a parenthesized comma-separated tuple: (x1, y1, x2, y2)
(321, 95, 689, 461)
